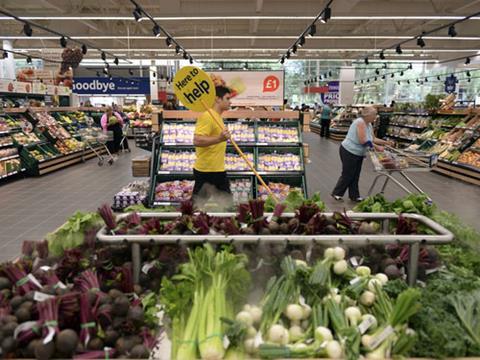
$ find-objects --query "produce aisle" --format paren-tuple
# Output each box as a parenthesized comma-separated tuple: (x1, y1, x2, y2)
(1, 136, 479, 263)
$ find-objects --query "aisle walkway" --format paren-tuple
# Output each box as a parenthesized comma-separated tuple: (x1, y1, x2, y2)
(304, 132, 480, 230)
(0, 134, 478, 262)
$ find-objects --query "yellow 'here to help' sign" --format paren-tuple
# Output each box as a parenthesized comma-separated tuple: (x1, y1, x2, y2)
(172, 66, 215, 112)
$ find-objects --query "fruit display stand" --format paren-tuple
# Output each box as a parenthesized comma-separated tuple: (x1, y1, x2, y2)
(0, 113, 26, 181)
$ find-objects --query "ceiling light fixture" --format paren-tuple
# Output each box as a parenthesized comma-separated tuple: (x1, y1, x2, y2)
(133, 7, 143, 22)
(114, 57, 119, 65)
(397, 81, 401, 85)
(408, 63, 413, 69)
(437, 75, 441, 80)
(153, 24, 161, 37)
(280, 57, 285, 64)
(129, 69, 134, 75)
(166, 37, 173, 47)
(321, 6, 331, 24)
(328, 71, 332, 77)
(407, 80, 410, 84)
(400, 71, 404, 76)
(417, 36, 426, 48)
(467, 71, 471, 76)
(60, 36, 67, 48)
(383, 63, 388, 69)
(152, 72, 156, 78)
(175, 45, 181, 54)
(286, 51, 291, 59)
(364, 57, 369, 65)
(465, 57, 471, 65)
(425, 77, 428, 82)
(379, 51, 385, 60)
(23, 23, 32, 36)
(298, 36, 305, 47)
(375, 69, 380, 75)
(292, 45, 297, 54)
(308, 24, 316, 37)
(81, 44, 87, 54)
(396, 45, 402, 54)
(183, 52, 188, 59)
(448, 25, 457, 37)
(96, 71, 100, 76)
(382, 75, 386, 80)
(26, 56, 32, 63)
(391, 73, 394, 78)
(101, 52, 106, 61)
(374, 76, 377, 81)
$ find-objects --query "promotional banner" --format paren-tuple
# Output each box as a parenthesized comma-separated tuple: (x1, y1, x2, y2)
(72, 77, 149, 95)
(444, 75, 458, 94)
(207, 71, 284, 106)
(303, 81, 339, 104)
(0, 79, 32, 94)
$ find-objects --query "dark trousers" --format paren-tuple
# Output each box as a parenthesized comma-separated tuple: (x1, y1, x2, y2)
(192, 169, 232, 207)
(332, 145, 364, 199)
(320, 119, 331, 137)
(107, 123, 124, 154)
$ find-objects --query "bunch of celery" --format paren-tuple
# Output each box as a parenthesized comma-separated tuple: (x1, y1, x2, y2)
(160, 244, 251, 360)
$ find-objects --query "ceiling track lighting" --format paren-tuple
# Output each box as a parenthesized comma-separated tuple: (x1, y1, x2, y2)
(133, 7, 143, 22)
(298, 36, 305, 48)
(175, 45, 181, 55)
(417, 35, 426, 48)
(280, 57, 285, 64)
(379, 51, 385, 60)
(374, 76, 377, 81)
(321, 6, 331, 23)
(308, 24, 316, 37)
(26, 56, 32, 64)
(153, 24, 161, 37)
(396, 45, 402, 54)
(60, 36, 67, 48)
(103, 68, 108, 75)
(292, 45, 297, 54)
(400, 71, 404, 76)
(152, 72, 156, 78)
(189, 57, 194, 64)
(408, 63, 413, 70)
(364, 57, 369, 65)
(407, 80, 410, 84)
(467, 71, 471, 77)
(96, 71, 100, 77)
(382, 75, 386, 80)
(367, 78, 370, 83)
(286, 51, 291, 59)
(424, 77, 428, 82)
(129, 69, 134, 76)
(448, 24, 457, 37)
(465, 57, 471, 65)
(2, 51, 8, 59)
(166, 37, 173, 47)
(468, 78, 471, 82)
(183, 52, 188, 60)
(397, 81, 401, 85)
(114, 57, 119, 66)
(437, 76, 441, 80)
(81, 44, 87, 55)
(328, 71, 332, 77)
(361, 80, 364, 84)
(23, 23, 33, 37)
(101, 52, 106, 61)
(391, 74, 394, 78)
(354, 81, 357, 85)
(375, 69, 380, 75)
(104, 62, 110, 69)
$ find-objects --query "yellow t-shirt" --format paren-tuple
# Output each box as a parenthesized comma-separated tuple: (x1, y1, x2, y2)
(194, 110, 226, 172)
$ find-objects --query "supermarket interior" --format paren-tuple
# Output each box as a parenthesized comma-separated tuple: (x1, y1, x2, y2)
(0, 0, 480, 359)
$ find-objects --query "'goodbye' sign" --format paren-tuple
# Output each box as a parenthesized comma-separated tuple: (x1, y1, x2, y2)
(173, 66, 215, 112)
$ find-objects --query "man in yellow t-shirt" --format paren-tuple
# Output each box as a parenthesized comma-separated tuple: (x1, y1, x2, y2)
(192, 86, 232, 205)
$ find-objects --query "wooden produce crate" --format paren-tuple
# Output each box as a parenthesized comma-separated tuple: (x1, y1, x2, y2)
(132, 156, 151, 177)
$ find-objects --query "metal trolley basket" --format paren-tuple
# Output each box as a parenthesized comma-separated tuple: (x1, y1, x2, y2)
(79, 125, 116, 166)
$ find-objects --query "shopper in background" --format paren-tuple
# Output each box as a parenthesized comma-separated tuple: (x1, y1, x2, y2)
(100, 106, 124, 155)
(192, 86, 233, 208)
(320, 101, 332, 138)
(331, 106, 393, 202)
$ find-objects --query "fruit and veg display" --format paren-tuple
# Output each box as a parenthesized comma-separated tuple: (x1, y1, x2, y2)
(0, 135, 13, 147)
(12, 132, 41, 145)
(226, 152, 254, 171)
(0, 157, 21, 176)
(389, 115, 430, 128)
(0, 148, 18, 158)
(258, 124, 299, 143)
(386, 126, 416, 140)
(160, 150, 195, 172)
(156, 180, 194, 202)
(162, 123, 194, 144)
(28, 148, 55, 162)
(258, 182, 303, 202)
(227, 122, 255, 143)
(258, 153, 302, 172)
(113, 181, 149, 210)
(457, 150, 480, 168)
(55, 138, 84, 154)
(34, 112, 71, 140)
(0, 116, 21, 132)
(417, 128, 447, 141)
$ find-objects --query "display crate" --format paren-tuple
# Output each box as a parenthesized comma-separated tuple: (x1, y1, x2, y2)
(256, 146, 304, 174)
(132, 156, 151, 178)
(255, 174, 307, 201)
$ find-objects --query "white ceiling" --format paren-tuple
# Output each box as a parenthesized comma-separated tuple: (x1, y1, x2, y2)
(0, 0, 479, 64)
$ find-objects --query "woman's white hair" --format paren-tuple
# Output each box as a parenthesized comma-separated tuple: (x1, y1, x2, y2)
(361, 106, 377, 117)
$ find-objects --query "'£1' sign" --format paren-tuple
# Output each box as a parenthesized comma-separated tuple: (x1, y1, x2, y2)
(263, 75, 280, 92)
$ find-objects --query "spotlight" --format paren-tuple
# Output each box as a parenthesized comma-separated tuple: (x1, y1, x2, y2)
(23, 23, 33, 37)
(465, 57, 471, 65)
(467, 71, 471, 77)
(2, 51, 8, 59)
(375, 69, 380, 75)
(397, 81, 401, 85)
(166, 37, 173, 47)
(400, 71, 404, 76)
(468, 78, 471, 82)
(383, 63, 387, 69)
(175, 45, 181, 55)
(152, 72, 156, 78)
(374, 76, 377, 81)
(104, 62, 110, 69)
(308, 24, 316, 37)
(280, 57, 285, 64)
(380, 51, 385, 60)
(364, 57, 369, 65)
(319, 75, 322, 80)
(425, 77, 428, 82)
(437, 76, 441, 81)
(406, 80, 410, 84)
(101, 52, 106, 61)
(109, 75, 113, 80)
(448, 24, 457, 37)
(286, 51, 291, 59)
(321, 6, 331, 23)
(183, 52, 188, 60)
(129, 69, 134, 76)
(114, 57, 119, 66)
(417, 36, 425, 48)
(408, 63, 413, 69)
(153, 24, 161, 37)
(103, 68, 108, 75)
(96, 71, 100, 77)
(81, 44, 87, 54)
(189, 56, 194, 64)
(60, 36, 67, 48)
(133, 7, 143, 22)
(396, 45, 402, 54)
(328, 71, 332, 77)
(292, 45, 297, 54)
(361, 80, 364, 84)
(416, 79, 420, 83)
(382, 75, 386, 80)
(367, 78, 370, 83)
(391, 74, 394, 78)
(298, 36, 305, 48)
(26, 56, 32, 64)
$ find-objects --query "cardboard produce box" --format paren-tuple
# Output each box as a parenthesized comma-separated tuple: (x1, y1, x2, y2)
(132, 156, 151, 177)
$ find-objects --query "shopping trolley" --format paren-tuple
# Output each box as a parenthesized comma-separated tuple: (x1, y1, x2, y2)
(79, 118, 116, 166)
(119, 123, 131, 153)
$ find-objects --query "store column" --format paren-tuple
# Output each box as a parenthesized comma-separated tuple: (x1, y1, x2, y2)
(339, 67, 355, 105)
(149, 63, 158, 103)
(1, 40, 16, 80)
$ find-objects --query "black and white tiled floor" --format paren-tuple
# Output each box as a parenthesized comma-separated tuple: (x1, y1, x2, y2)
(0, 133, 478, 262)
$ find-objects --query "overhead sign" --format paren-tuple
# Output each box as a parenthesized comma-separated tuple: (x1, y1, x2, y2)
(0, 79, 31, 94)
(444, 75, 458, 94)
(303, 81, 339, 104)
(209, 70, 284, 106)
(72, 77, 149, 95)
(173, 66, 215, 112)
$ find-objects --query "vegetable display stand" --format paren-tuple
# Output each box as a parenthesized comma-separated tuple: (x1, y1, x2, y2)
(367, 149, 437, 201)
(97, 211, 453, 286)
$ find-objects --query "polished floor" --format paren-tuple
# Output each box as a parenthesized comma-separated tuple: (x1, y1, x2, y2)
(0, 132, 478, 262)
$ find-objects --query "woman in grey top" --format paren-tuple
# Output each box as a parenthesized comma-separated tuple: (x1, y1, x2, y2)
(331, 106, 393, 202)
